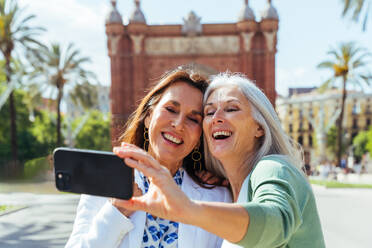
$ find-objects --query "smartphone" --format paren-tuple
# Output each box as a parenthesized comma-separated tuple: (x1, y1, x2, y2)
(53, 147, 133, 199)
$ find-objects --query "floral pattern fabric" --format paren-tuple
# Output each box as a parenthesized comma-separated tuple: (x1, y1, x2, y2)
(140, 168, 184, 248)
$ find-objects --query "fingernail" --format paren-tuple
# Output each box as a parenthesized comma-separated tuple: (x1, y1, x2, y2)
(113, 147, 119, 154)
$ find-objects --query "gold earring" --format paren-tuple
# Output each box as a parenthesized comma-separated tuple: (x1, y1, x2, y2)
(143, 127, 149, 151)
(192, 146, 202, 171)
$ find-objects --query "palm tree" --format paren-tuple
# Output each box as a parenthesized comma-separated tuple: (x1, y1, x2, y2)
(318, 42, 372, 167)
(341, 0, 371, 30)
(69, 81, 99, 111)
(28, 42, 94, 146)
(0, 0, 44, 167)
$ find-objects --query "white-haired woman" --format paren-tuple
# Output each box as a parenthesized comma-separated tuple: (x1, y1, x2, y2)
(114, 73, 325, 248)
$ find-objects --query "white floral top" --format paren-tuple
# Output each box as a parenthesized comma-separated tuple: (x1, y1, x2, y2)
(140, 168, 184, 248)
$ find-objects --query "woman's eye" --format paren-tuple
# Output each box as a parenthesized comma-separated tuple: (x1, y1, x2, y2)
(226, 108, 238, 112)
(166, 107, 176, 113)
(205, 111, 215, 116)
(188, 117, 199, 123)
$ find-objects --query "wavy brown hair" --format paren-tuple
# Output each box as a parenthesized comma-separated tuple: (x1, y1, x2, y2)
(119, 67, 210, 185)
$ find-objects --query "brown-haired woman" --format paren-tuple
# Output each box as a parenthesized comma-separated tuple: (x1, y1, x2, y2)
(65, 68, 232, 248)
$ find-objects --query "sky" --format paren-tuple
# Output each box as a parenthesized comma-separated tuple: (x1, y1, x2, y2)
(17, 0, 372, 97)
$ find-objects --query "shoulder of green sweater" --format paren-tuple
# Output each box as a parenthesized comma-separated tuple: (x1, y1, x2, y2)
(251, 155, 306, 182)
(253, 155, 291, 174)
(260, 154, 292, 165)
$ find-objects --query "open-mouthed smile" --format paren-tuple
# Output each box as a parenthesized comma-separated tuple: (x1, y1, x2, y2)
(162, 132, 183, 145)
(212, 130, 232, 140)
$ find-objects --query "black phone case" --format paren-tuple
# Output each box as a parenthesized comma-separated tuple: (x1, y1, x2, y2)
(53, 147, 133, 199)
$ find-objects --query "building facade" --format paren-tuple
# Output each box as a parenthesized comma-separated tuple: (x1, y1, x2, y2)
(105, 0, 279, 145)
(277, 89, 372, 161)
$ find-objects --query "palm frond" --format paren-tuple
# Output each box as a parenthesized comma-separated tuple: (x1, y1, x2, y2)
(342, 0, 352, 16)
(341, 0, 370, 30)
(352, 60, 366, 68)
(318, 77, 334, 93)
(317, 61, 335, 69)
(353, 0, 365, 20)
(327, 49, 342, 60)
(360, 74, 372, 85)
(16, 14, 36, 28)
(28, 41, 94, 110)
(362, 1, 370, 30)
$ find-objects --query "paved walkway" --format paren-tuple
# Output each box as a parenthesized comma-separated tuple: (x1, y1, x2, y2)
(0, 193, 79, 248)
(0, 185, 371, 247)
(313, 185, 372, 248)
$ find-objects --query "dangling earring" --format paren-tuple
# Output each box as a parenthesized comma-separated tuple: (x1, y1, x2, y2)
(192, 146, 202, 171)
(143, 127, 149, 151)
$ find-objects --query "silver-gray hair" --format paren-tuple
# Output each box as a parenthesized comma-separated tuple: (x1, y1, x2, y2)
(203, 72, 304, 178)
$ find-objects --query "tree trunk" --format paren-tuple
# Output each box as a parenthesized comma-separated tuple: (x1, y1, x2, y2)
(6, 55, 19, 174)
(336, 76, 347, 168)
(57, 87, 63, 146)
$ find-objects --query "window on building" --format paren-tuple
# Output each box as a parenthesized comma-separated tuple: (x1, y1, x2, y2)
(308, 108, 313, 117)
(352, 101, 360, 115)
(309, 135, 313, 147)
(298, 136, 303, 145)
(299, 121, 303, 131)
(367, 118, 371, 127)
(299, 109, 303, 119)
(289, 124, 293, 133)
(353, 118, 358, 129)
(309, 123, 313, 131)
(352, 132, 358, 139)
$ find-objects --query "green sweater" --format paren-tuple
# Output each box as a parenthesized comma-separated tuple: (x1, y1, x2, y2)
(236, 155, 325, 248)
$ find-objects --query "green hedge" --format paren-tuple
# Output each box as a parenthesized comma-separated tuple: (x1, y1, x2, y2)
(23, 156, 51, 180)
(310, 179, 372, 188)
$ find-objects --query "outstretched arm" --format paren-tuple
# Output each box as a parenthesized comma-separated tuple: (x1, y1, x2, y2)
(113, 143, 249, 243)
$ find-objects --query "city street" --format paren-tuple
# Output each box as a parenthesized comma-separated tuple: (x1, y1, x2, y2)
(314, 186, 372, 248)
(0, 193, 80, 248)
(0, 186, 371, 247)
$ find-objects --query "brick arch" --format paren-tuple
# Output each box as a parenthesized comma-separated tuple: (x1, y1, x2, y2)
(251, 32, 266, 91)
(106, 20, 278, 145)
(180, 63, 219, 78)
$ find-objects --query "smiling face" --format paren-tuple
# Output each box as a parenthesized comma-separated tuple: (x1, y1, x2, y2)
(203, 85, 264, 163)
(145, 81, 203, 171)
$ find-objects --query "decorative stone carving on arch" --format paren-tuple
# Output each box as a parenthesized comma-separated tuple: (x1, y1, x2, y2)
(145, 36, 239, 55)
(263, 31, 277, 52)
(182, 11, 202, 37)
(130, 34, 144, 54)
(108, 34, 121, 55)
(241, 32, 254, 52)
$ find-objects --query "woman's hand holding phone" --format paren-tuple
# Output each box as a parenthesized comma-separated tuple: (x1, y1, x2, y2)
(110, 183, 142, 217)
(112, 143, 196, 224)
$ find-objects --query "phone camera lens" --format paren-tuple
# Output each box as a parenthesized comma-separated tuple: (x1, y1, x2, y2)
(56, 171, 71, 191)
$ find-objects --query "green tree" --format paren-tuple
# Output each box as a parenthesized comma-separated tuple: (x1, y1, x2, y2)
(74, 110, 111, 151)
(353, 130, 369, 159)
(30, 110, 57, 154)
(0, 89, 55, 177)
(0, 60, 4, 82)
(367, 127, 372, 155)
(28, 42, 94, 146)
(318, 42, 372, 166)
(341, 0, 371, 31)
(326, 126, 348, 158)
(0, 0, 44, 167)
(69, 81, 99, 110)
